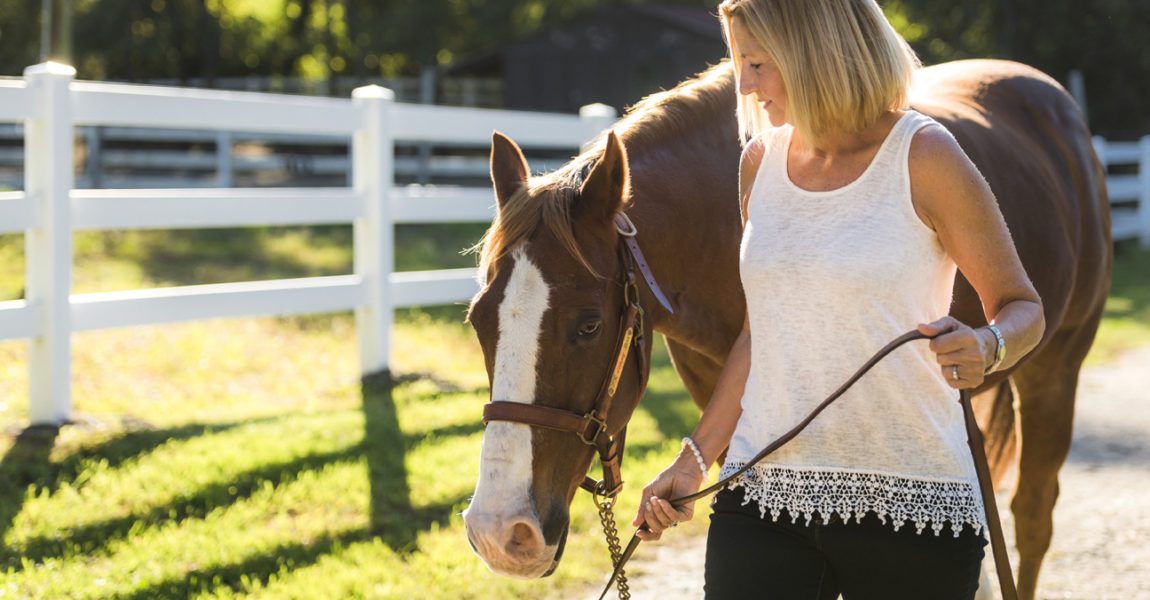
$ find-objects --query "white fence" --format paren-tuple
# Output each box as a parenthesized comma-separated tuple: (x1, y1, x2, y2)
(0, 62, 617, 425)
(1, 63, 1147, 426)
(1094, 136, 1150, 247)
(3, 124, 1146, 247)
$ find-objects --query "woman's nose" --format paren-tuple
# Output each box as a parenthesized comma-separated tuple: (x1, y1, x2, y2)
(738, 71, 755, 96)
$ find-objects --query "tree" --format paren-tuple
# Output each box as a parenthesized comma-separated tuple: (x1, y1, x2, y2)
(0, 0, 1145, 133)
(887, 0, 1150, 134)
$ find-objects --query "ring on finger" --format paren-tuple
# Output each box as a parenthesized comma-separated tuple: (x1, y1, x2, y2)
(951, 365, 960, 381)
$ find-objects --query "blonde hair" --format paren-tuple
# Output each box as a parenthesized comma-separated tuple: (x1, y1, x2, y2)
(718, 0, 920, 142)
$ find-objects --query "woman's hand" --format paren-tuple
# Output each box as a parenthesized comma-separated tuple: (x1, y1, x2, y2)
(631, 452, 705, 541)
(918, 316, 996, 390)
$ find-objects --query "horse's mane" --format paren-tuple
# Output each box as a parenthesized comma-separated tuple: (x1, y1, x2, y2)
(472, 61, 735, 290)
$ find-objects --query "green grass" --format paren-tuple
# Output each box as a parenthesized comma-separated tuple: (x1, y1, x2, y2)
(1087, 242, 1150, 364)
(0, 227, 1146, 599)
(0, 310, 704, 599)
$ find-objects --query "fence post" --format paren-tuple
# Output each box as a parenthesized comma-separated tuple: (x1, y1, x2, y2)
(579, 103, 618, 153)
(1140, 136, 1150, 248)
(85, 126, 103, 188)
(352, 85, 395, 378)
(23, 62, 75, 425)
(216, 130, 235, 187)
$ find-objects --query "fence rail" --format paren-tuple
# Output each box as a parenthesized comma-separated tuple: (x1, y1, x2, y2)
(1094, 136, 1150, 246)
(0, 62, 616, 425)
(3, 131, 1147, 246)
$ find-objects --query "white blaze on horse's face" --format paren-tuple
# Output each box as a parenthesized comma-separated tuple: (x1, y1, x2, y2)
(464, 246, 559, 579)
(491, 246, 550, 407)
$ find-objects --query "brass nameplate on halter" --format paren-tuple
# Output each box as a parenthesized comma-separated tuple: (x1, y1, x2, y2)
(606, 327, 634, 397)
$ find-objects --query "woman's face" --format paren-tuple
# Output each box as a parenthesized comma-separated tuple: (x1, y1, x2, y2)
(730, 17, 788, 127)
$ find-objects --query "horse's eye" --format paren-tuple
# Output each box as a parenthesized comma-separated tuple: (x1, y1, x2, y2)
(578, 320, 602, 337)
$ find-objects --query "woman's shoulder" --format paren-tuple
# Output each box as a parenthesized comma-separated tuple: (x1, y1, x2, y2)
(907, 116, 973, 186)
(740, 128, 786, 175)
(738, 133, 773, 223)
(740, 133, 768, 172)
(907, 114, 988, 229)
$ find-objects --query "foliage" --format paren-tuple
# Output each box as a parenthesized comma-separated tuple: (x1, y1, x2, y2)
(0, 0, 716, 81)
(1, 1, 1145, 132)
(885, 0, 1150, 135)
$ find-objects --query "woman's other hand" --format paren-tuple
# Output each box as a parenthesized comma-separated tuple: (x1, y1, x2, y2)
(631, 452, 705, 541)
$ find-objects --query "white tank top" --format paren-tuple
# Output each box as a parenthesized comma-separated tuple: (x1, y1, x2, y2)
(720, 111, 987, 536)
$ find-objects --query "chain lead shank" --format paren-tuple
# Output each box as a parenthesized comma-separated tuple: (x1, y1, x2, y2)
(595, 492, 630, 600)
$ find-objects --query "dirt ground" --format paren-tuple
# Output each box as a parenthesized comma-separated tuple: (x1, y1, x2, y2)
(579, 345, 1150, 600)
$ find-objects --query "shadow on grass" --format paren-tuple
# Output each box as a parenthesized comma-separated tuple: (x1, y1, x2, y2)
(7, 444, 362, 569)
(0, 425, 58, 553)
(0, 373, 475, 581)
(114, 528, 373, 600)
(107, 373, 468, 600)
(362, 372, 463, 550)
(110, 495, 469, 600)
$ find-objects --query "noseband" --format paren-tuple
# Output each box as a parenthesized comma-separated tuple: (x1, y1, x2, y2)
(482, 212, 675, 499)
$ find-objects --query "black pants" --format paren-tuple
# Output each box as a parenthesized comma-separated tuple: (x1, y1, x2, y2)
(704, 487, 987, 600)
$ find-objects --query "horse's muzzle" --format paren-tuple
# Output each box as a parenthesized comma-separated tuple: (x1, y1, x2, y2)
(463, 510, 567, 579)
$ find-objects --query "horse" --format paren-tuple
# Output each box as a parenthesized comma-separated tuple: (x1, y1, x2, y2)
(461, 59, 1111, 600)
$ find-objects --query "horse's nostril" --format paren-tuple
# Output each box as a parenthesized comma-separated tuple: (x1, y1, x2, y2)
(506, 521, 542, 559)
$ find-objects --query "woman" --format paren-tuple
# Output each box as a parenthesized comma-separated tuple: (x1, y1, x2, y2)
(632, 0, 1045, 598)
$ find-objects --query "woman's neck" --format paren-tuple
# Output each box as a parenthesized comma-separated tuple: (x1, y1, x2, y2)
(792, 110, 904, 159)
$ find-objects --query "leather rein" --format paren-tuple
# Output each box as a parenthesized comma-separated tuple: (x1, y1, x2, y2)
(477, 212, 1017, 600)
(599, 331, 1018, 600)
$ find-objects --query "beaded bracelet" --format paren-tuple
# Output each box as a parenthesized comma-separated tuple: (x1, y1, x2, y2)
(681, 437, 709, 482)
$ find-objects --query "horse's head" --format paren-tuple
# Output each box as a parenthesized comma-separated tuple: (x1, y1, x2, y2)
(462, 130, 653, 579)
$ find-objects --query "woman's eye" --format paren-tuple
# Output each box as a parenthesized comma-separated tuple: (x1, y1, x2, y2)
(749, 63, 762, 70)
(578, 321, 602, 337)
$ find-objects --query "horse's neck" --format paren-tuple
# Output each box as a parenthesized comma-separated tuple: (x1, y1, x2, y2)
(629, 132, 746, 364)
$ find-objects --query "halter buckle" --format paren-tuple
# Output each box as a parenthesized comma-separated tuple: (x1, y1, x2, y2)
(579, 413, 608, 446)
(614, 212, 638, 237)
(595, 479, 624, 500)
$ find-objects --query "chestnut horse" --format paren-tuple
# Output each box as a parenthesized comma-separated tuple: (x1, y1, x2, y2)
(462, 60, 1111, 599)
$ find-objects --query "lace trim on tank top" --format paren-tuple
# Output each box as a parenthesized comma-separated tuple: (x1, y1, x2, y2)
(719, 462, 987, 537)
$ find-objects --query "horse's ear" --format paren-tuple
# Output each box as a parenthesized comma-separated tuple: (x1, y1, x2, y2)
(490, 131, 529, 210)
(578, 131, 629, 225)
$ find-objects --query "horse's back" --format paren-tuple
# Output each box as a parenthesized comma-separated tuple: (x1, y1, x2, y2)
(911, 59, 1111, 345)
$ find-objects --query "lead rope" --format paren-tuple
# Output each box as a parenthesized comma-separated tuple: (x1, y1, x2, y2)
(961, 388, 1019, 600)
(594, 491, 630, 599)
(597, 330, 1017, 600)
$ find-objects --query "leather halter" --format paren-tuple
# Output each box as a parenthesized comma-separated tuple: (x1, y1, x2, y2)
(481, 212, 674, 499)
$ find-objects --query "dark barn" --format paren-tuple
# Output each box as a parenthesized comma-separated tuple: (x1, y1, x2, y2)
(449, 5, 728, 114)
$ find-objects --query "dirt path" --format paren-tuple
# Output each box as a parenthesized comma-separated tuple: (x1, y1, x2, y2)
(580, 346, 1150, 600)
